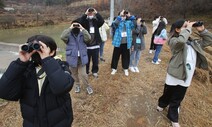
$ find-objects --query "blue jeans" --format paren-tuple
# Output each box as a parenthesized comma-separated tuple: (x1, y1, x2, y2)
(153, 45, 163, 62)
(130, 50, 141, 67)
(99, 41, 105, 58)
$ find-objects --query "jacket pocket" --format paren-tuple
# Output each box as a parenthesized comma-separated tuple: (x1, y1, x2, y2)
(66, 50, 72, 56)
(168, 61, 185, 80)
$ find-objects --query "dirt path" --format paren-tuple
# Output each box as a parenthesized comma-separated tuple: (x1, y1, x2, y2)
(0, 24, 211, 127)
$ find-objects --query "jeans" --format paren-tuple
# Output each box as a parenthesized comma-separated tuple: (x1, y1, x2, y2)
(99, 41, 105, 58)
(153, 45, 163, 62)
(130, 50, 141, 67)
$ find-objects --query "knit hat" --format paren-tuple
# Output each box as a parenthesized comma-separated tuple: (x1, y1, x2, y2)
(170, 19, 185, 33)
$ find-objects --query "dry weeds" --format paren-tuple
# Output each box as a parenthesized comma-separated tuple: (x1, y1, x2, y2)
(0, 24, 211, 127)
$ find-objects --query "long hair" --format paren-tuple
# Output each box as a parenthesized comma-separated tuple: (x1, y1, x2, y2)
(168, 19, 185, 39)
(155, 21, 166, 36)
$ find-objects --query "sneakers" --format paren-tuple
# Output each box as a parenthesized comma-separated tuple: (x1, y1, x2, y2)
(156, 106, 164, 112)
(149, 50, 153, 54)
(158, 59, 161, 62)
(100, 58, 105, 62)
(171, 122, 180, 127)
(134, 67, 139, 73)
(152, 61, 160, 65)
(129, 67, 135, 72)
(93, 73, 98, 78)
(111, 69, 117, 75)
(75, 85, 80, 93)
(124, 69, 129, 76)
(86, 86, 93, 94)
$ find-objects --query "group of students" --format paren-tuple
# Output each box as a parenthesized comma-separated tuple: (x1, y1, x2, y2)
(0, 7, 212, 127)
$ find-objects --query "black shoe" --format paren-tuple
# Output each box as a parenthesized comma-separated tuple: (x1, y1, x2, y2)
(100, 58, 105, 62)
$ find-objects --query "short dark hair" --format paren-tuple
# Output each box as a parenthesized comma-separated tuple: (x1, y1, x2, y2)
(27, 35, 57, 56)
(71, 18, 81, 24)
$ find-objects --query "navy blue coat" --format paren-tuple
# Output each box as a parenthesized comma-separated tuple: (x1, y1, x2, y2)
(0, 57, 74, 127)
(66, 32, 88, 67)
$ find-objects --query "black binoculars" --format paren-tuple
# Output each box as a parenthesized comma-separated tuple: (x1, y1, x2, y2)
(124, 11, 128, 15)
(140, 19, 145, 22)
(73, 24, 80, 27)
(21, 41, 41, 52)
(192, 21, 204, 27)
(88, 8, 94, 12)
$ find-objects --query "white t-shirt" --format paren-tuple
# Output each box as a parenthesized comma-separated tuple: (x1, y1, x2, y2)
(165, 45, 197, 87)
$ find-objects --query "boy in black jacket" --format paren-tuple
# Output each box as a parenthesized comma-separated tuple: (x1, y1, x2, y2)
(0, 35, 74, 127)
(80, 7, 104, 78)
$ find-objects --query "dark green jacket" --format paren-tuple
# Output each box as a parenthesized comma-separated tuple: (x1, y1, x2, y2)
(167, 28, 212, 80)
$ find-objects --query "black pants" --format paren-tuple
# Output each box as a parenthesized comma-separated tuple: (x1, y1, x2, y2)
(111, 44, 130, 70)
(158, 84, 187, 122)
(86, 48, 99, 74)
(150, 32, 156, 50)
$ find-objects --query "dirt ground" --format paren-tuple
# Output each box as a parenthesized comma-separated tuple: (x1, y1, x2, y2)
(0, 24, 211, 127)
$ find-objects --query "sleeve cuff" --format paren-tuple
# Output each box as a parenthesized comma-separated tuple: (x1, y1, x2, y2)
(16, 58, 30, 66)
(41, 56, 52, 64)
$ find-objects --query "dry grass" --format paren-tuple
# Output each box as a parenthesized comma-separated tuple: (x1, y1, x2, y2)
(0, 24, 211, 127)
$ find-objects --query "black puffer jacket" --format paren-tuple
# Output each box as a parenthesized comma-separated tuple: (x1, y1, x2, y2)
(80, 13, 104, 46)
(0, 57, 74, 127)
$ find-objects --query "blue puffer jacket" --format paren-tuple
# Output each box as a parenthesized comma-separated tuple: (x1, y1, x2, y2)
(112, 16, 135, 49)
(0, 57, 74, 127)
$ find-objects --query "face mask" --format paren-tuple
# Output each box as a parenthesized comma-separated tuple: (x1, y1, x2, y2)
(72, 27, 80, 35)
(31, 52, 42, 66)
(88, 16, 94, 19)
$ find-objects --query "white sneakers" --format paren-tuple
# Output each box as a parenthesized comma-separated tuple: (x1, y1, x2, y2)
(149, 50, 153, 54)
(158, 59, 161, 62)
(156, 106, 164, 112)
(129, 67, 139, 73)
(111, 69, 117, 75)
(134, 67, 139, 73)
(124, 69, 129, 76)
(171, 122, 180, 127)
(111, 69, 129, 76)
(152, 61, 160, 65)
(129, 67, 135, 72)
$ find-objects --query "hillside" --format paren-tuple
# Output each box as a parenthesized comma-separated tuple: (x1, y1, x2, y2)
(1, 0, 212, 29)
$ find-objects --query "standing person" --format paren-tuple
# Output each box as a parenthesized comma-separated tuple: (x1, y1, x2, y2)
(149, 16, 168, 54)
(157, 19, 212, 127)
(0, 35, 74, 127)
(152, 21, 167, 64)
(129, 17, 147, 73)
(80, 7, 104, 78)
(111, 10, 136, 76)
(61, 20, 93, 94)
(99, 21, 110, 62)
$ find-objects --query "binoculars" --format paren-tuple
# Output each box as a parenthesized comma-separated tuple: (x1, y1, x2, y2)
(88, 8, 94, 12)
(140, 19, 145, 22)
(124, 11, 128, 15)
(73, 24, 80, 27)
(192, 21, 204, 27)
(21, 41, 40, 52)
